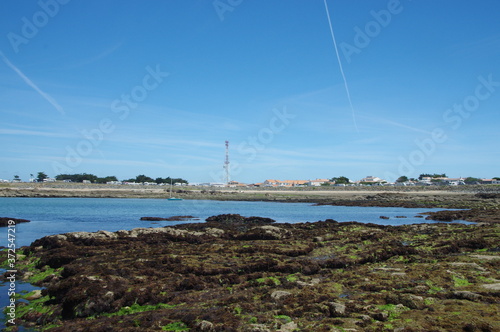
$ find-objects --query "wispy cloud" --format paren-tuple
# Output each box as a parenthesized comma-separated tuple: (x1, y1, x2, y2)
(0, 52, 65, 115)
(60, 42, 124, 70)
(359, 113, 432, 135)
(0, 128, 72, 138)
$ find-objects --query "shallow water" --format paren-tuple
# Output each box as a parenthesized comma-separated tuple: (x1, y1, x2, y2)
(0, 197, 470, 247)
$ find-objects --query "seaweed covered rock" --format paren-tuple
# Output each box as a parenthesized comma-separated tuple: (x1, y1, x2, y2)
(11, 217, 500, 332)
(205, 214, 275, 224)
(237, 225, 291, 240)
(140, 216, 196, 221)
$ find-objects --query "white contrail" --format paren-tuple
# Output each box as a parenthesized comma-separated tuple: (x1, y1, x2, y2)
(0, 52, 65, 115)
(323, 0, 359, 132)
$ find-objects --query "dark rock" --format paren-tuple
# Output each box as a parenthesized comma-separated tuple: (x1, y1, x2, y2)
(0, 217, 30, 227)
(140, 216, 196, 221)
(206, 214, 275, 224)
(372, 311, 389, 321)
(387, 293, 425, 309)
(379, 216, 390, 219)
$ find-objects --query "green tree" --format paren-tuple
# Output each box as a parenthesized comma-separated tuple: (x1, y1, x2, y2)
(155, 177, 171, 185)
(493, 177, 500, 180)
(135, 174, 155, 183)
(37, 172, 48, 182)
(396, 176, 409, 183)
(155, 177, 188, 185)
(419, 173, 447, 180)
(330, 176, 350, 185)
(464, 177, 481, 184)
(55, 173, 98, 183)
(95, 176, 119, 184)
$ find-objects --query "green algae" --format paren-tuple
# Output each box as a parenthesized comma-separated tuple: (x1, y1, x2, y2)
(98, 302, 179, 318)
(161, 321, 190, 331)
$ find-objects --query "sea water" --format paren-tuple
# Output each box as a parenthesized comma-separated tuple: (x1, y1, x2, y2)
(0, 197, 470, 247)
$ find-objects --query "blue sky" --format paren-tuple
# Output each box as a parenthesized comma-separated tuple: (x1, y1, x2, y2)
(1, 0, 499, 183)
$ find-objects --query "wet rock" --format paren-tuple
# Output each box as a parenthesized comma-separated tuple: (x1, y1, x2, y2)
(453, 291, 482, 301)
(371, 311, 389, 321)
(357, 314, 372, 325)
(95, 230, 118, 239)
(296, 278, 320, 287)
(246, 324, 270, 332)
(204, 227, 225, 237)
(239, 226, 290, 240)
(26, 289, 43, 300)
(195, 320, 215, 331)
(397, 294, 425, 309)
(0, 217, 30, 226)
(372, 267, 403, 273)
(391, 272, 407, 277)
(469, 254, 500, 260)
(481, 283, 500, 291)
(379, 216, 390, 220)
(206, 214, 275, 224)
(140, 215, 196, 221)
(277, 321, 298, 332)
(271, 290, 292, 301)
(206, 214, 246, 223)
(328, 301, 346, 317)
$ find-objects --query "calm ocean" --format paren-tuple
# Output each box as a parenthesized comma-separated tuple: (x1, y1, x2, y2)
(0, 197, 469, 247)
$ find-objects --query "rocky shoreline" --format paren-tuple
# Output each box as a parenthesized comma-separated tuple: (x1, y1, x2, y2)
(2, 214, 499, 331)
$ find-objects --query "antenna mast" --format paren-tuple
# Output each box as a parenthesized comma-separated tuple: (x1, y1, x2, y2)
(224, 140, 230, 185)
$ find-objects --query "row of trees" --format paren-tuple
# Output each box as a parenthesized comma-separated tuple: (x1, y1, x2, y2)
(55, 173, 118, 184)
(41, 173, 188, 184)
(122, 174, 188, 185)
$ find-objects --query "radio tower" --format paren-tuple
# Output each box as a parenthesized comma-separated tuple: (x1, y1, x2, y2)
(224, 140, 230, 185)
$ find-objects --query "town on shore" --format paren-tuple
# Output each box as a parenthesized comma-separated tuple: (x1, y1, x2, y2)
(2, 172, 499, 188)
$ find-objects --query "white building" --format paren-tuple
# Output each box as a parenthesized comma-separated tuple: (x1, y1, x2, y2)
(358, 176, 385, 184)
(307, 179, 330, 186)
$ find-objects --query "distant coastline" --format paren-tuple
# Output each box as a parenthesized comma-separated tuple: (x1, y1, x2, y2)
(1, 182, 499, 210)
